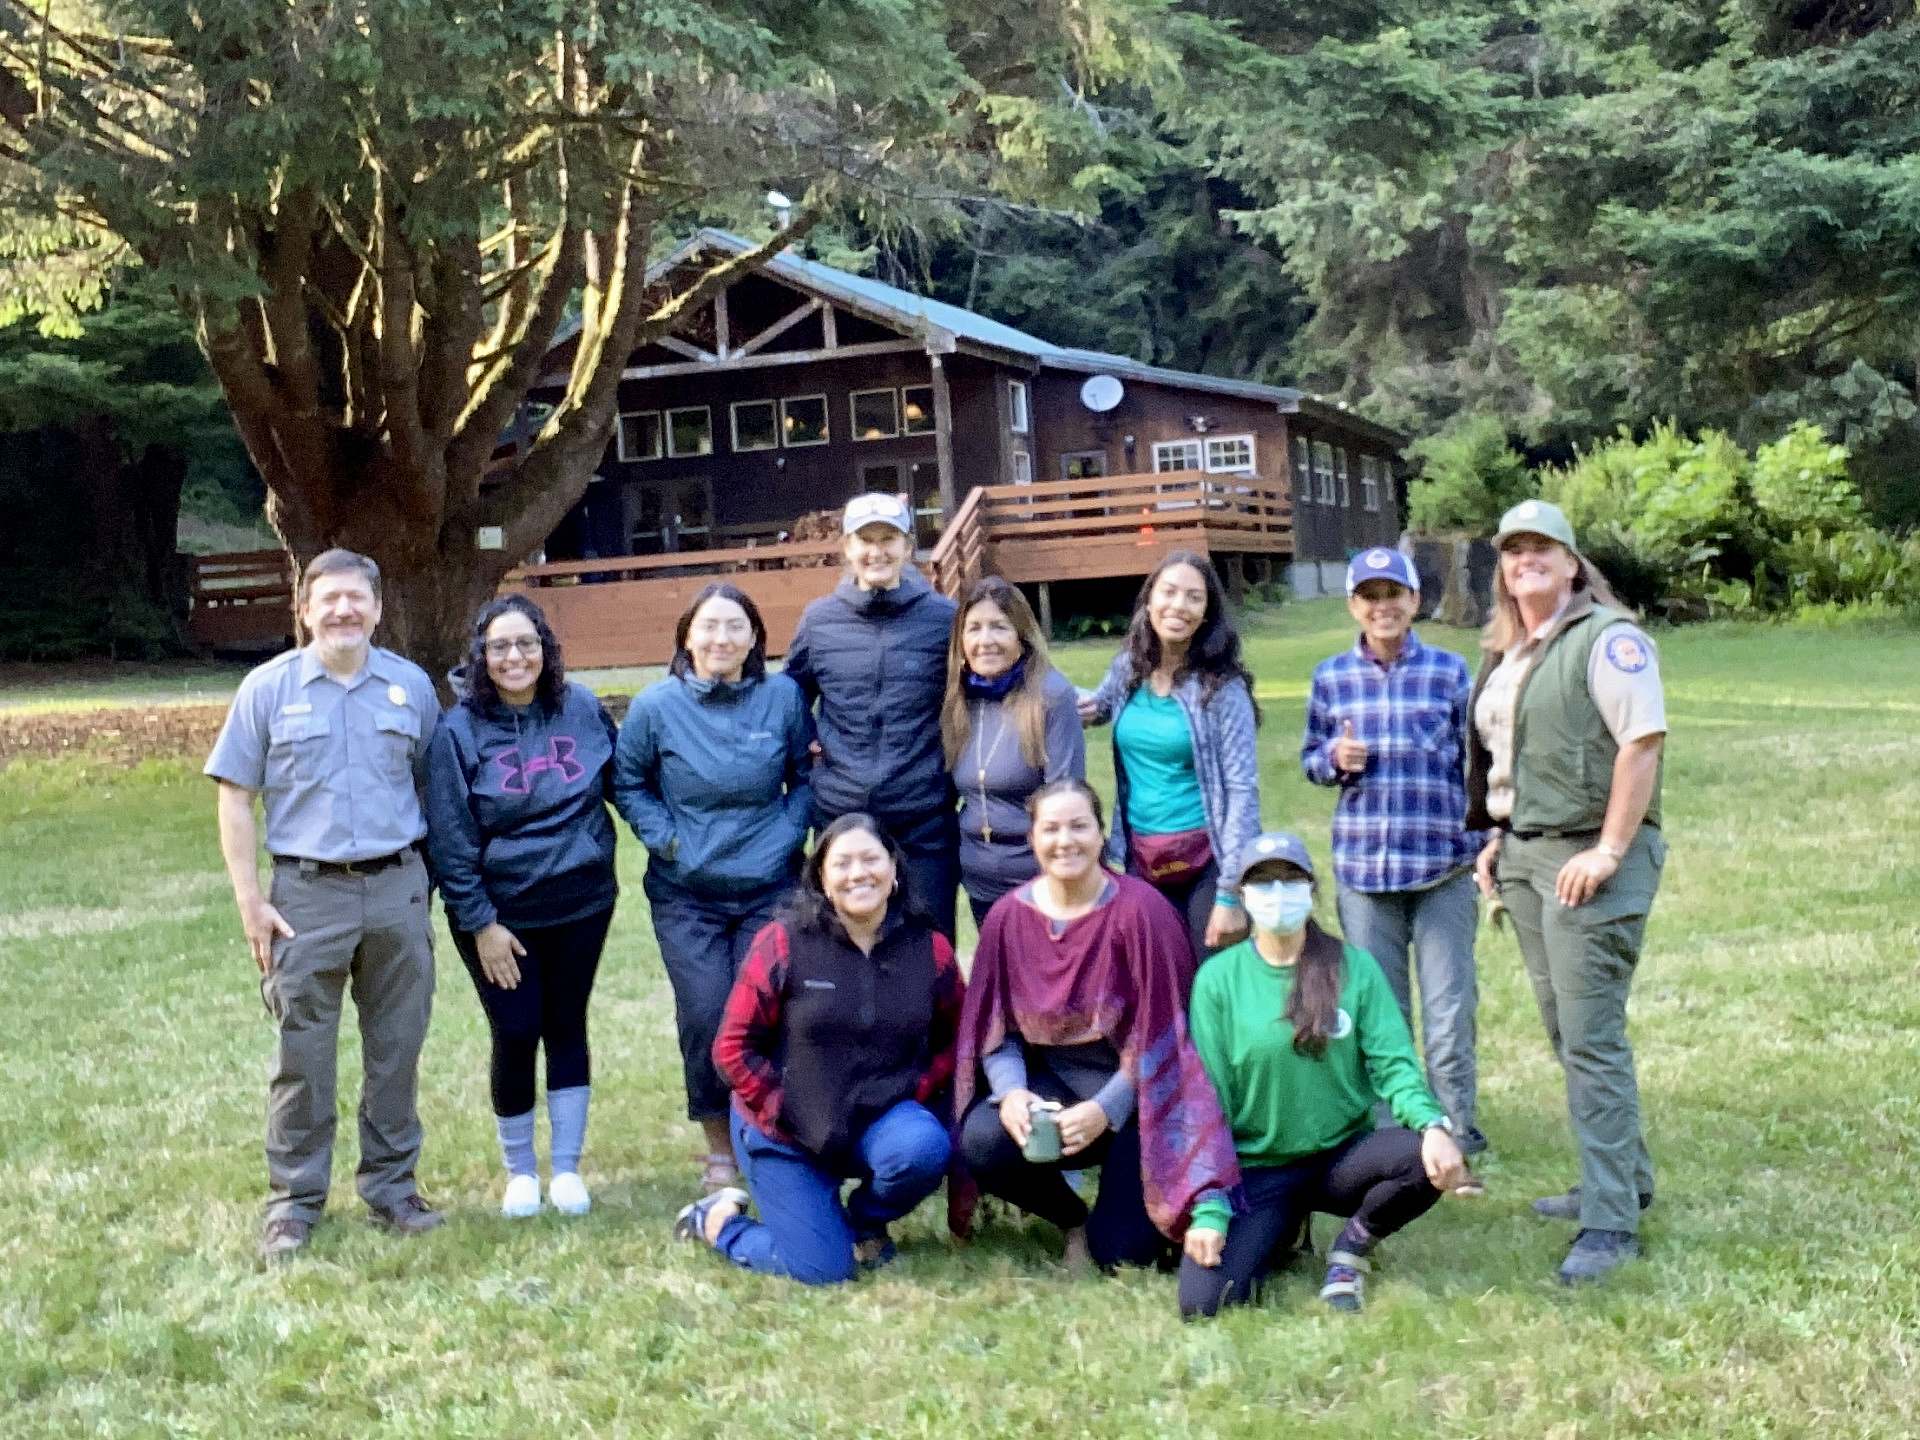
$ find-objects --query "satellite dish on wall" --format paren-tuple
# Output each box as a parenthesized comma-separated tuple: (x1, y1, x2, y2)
(1080, 374, 1125, 413)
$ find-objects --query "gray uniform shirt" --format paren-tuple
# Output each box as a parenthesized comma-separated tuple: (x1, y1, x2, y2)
(205, 644, 441, 862)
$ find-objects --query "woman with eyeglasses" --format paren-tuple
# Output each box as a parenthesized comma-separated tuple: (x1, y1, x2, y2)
(614, 582, 814, 1193)
(425, 594, 620, 1219)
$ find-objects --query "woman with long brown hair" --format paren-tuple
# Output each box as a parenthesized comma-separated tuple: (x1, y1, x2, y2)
(1467, 499, 1668, 1286)
(1178, 831, 1468, 1318)
(1078, 550, 1261, 959)
(941, 577, 1085, 926)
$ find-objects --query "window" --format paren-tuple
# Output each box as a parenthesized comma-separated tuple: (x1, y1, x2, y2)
(1361, 455, 1383, 512)
(1204, 435, 1256, 475)
(1060, 450, 1107, 480)
(850, 388, 900, 441)
(1291, 436, 1312, 504)
(1152, 439, 1204, 473)
(1011, 450, 1033, 485)
(1336, 447, 1351, 508)
(1312, 440, 1335, 504)
(1008, 380, 1031, 434)
(901, 386, 935, 435)
(781, 394, 829, 446)
(617, 410, 662, 463)
(666, 407, 712, 458)
(730, 400, 778, 453)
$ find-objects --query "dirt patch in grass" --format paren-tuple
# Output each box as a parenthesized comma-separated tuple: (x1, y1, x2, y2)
(0, 704, 229, 770)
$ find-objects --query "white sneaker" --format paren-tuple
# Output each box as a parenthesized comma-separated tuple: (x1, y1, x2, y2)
(501, 1172, 543, 1219)
(549, 1171, 591, 1216)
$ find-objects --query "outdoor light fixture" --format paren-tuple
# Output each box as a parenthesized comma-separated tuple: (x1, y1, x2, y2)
(767, 190, 793, 228)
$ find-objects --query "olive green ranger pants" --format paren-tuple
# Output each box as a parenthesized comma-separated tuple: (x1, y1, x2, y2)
(1497, 826, 1666, 1234)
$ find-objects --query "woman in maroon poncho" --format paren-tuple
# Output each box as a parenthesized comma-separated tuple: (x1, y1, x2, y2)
(954, 779, 1240, 1269)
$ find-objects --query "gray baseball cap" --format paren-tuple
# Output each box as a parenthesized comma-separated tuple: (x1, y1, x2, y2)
(842, 491, 913, 536)
(1234, 831, 1317, 886)
(1493, 498, 1579, 553)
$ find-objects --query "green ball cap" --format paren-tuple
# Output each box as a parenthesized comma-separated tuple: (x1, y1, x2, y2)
(1493, 498, 1579, 553)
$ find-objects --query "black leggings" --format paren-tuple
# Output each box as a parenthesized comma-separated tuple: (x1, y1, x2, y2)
(1178, 1127, 1441, 1318)
(1136, 856, 1221, 961)
(958, 1097, 1168, 1270)
(453, 907, 612, 1116)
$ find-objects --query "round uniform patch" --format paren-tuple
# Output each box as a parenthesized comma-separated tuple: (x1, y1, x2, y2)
(1603, 632, 1650, 674)
(1330, 1007, 1354, 1041)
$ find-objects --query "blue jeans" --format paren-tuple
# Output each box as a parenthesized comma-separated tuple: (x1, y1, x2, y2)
(1337, 869, 1480, 1134)
(719, 1099, 950, 1285)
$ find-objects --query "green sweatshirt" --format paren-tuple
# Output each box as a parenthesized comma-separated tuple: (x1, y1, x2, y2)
(1187, 938, 1445, 1236)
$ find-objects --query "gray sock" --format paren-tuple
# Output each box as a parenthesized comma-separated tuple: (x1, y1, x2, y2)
(548, 1086, 590, 1175)
(496, 1109, 537, 1178)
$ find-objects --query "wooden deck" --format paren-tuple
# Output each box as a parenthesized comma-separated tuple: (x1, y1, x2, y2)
(183, 469, 1291, 667)
(927, 469, 1292, 598)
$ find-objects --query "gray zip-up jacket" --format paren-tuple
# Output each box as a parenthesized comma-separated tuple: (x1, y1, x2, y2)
(1082, 651, 1262, 904)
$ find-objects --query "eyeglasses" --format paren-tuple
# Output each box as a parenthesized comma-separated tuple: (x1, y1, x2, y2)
(485, 637, 542, 658)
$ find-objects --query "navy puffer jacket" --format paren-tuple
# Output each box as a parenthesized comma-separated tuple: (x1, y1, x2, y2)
(782, 568, 957, 822)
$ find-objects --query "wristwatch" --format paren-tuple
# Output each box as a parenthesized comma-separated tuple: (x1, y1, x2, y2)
(1423, 1116, 1456, 1137)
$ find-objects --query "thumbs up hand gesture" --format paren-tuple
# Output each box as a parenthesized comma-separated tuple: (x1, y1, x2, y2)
(1332, 718, 1369, 774)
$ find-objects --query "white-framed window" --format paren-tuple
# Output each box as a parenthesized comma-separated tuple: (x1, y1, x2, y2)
(1011, 449, 1033, 485)
(1152, 439, 1204, 473)
(1060, 450, 1107, 480)
(901, 385, 935, 435)
(781, 394, 829, 447)
(1336, 447, 1351, 507)
(1312, 440, 1335, 504)
(666, 407, 712, 458)
(1008, 379, 1030, 434)
(618, 410, 663, 463)
(729, 400, 778, 453)
(1291, 436, 1312, 504)
(1204, 434, 1256, 475)
(1361, 455, 1383, 512)
(850, 388, 900, 441)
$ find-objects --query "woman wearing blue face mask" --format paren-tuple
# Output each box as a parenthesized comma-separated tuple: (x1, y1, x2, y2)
(1177, 832, 1471, 1318)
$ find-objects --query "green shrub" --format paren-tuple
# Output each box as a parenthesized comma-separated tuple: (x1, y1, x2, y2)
(1772, 527, 1920, 611)
(1405, 414, 1535, 535)
(1749, 421, 1863, 536)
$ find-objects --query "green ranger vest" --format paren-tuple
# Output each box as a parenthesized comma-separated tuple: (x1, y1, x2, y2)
(1508, 604, 1663, 836)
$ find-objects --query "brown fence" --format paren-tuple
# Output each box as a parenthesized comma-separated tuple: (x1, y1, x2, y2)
(184, 549, 295, 650)
(502, 539, 844, 668)
(928, 470, 1292, 596)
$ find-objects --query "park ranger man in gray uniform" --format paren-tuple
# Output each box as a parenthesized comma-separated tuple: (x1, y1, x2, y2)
(205, 548, 444, 1262)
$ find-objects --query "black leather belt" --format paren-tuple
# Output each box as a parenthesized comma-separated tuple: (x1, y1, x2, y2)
(273, 846, 416, 877)
(1507, 828, 1599, 842)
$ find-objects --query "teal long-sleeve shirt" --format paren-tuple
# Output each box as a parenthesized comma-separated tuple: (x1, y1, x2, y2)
(1187, 937, 1445, 1236)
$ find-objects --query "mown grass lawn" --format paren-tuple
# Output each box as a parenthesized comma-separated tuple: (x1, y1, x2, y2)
(3, 598, 1918, 1438)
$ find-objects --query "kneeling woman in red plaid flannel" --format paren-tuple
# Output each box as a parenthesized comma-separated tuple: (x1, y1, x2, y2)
(677, 813, 964, 1283)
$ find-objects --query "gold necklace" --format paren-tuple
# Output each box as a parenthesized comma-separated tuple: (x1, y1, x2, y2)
(972, 700, 1012, 843)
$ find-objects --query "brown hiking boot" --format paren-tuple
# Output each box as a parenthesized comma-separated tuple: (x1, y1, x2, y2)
(369, 1194, 446, 1235)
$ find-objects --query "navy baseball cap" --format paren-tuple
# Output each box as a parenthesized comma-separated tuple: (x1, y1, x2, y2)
(1235, 831, 1317, 886)
(842, 492, 913, 536)
(1346, 547, 1420, 595)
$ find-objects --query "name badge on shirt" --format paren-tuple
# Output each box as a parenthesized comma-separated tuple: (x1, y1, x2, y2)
(387, 683, 409, 707)
(280, 702, 313, 715)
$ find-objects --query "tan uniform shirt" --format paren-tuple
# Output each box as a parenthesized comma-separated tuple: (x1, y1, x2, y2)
(1474, 603, 1667, 824)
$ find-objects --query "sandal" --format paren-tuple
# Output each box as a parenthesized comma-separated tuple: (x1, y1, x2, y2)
(698, 1152, 741, 1192)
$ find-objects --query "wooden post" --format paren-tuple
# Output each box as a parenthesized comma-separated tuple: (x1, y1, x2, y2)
(930, 352, 957, 520)
(1037, 580, 1054, 639)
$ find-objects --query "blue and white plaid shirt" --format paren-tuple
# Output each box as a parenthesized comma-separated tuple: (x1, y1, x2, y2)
(1301, 631, 1483, 893)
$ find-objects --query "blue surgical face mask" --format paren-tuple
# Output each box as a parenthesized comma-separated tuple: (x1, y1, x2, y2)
(1242, 879, 1314, 935)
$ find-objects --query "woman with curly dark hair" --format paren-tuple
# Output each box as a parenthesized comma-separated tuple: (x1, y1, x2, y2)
(1077, 551, 1263, 958)
(425, 594, 620, 1219)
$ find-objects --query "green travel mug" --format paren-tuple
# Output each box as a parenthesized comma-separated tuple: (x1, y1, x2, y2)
(1023, 1100, 1063, 1163)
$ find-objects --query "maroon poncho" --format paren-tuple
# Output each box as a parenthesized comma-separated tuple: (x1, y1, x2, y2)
(951, 872, 1240, 1239)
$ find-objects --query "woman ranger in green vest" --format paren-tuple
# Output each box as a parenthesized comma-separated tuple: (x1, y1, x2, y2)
(1467, 500, 1668, 1287)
